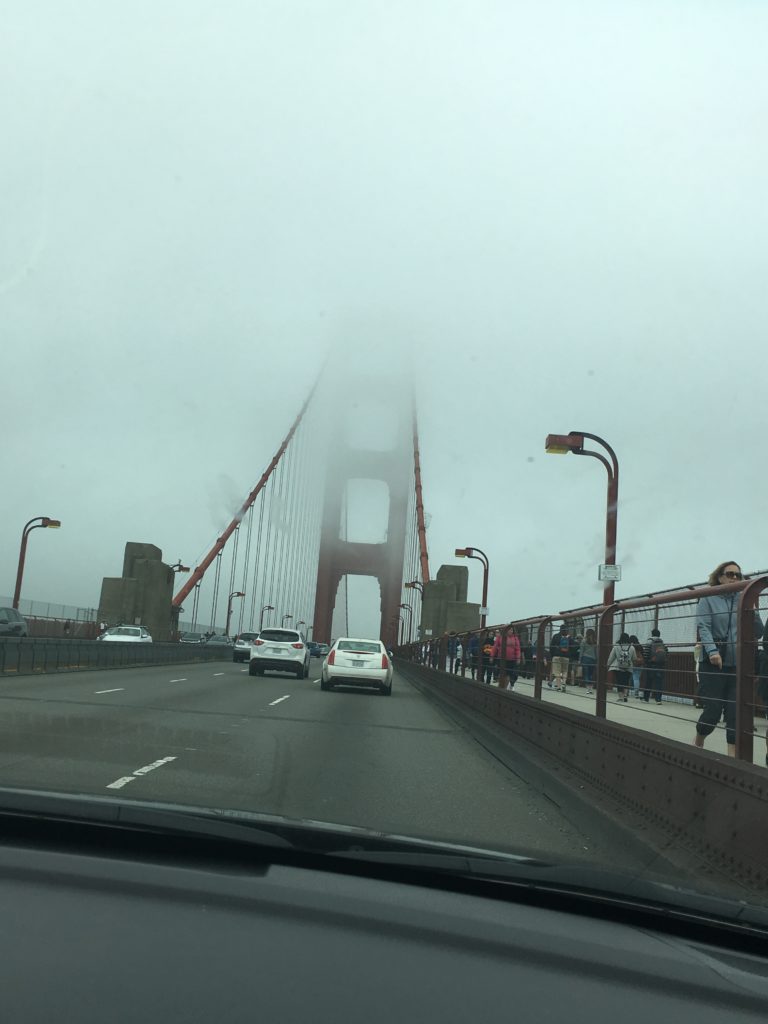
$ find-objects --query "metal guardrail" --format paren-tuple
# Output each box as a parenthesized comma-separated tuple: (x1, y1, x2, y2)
(402, 574, 768, 762)
(0, 638, 231, 676)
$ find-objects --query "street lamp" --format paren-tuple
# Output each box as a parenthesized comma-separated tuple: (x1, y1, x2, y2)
(170, 560, 190, 573)
(13, 516, 62, 609)
(391, 614, 405, 646)
(405, 580, 424, 594)
(296, 620, 306, 634)
(225, 591, 245, 636)
(259, 604, 274, 630)
(399, 603, 413, 643)
(455, 547, 490, 628)
(545, 431, 619, 606)
(282, 613, 293, 626)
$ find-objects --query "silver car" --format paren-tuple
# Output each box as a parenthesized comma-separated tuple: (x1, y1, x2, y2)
(249, 628, 310, 678)
(0, 607, 28, 638)
(233, 631, 259, 663)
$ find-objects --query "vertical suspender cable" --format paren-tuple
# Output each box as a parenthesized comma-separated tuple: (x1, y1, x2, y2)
(248, 491, 267, 631)
(238, 504, 255, 634)
(209, 551, 223, 632)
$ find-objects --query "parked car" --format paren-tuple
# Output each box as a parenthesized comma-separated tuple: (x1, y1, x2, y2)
(97, 626, 153, 643)
(249, 628, 310, 678)
(321, 638, 393, 695)
(233, 632, 259, 662)
(179, 632, 206, 644)
(0, 607, 29, 638)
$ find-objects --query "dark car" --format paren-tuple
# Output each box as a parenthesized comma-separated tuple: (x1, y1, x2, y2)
(307, 641, 321, 657)
(205, 634, 233, 647)
(0, 607, 29, 638)
(179, 632, 206, 644)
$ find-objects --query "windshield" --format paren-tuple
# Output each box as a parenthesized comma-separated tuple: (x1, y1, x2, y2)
(2, 0, 767, 927)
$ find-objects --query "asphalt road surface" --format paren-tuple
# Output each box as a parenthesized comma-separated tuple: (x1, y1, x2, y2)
(0, 657, 626, 864)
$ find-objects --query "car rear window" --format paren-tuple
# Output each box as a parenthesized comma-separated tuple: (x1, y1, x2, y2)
(337, 641, 381, 653)
(238, 633, 259, 641)
(113, 627, 140, 636)
(260, 630, 301, 643)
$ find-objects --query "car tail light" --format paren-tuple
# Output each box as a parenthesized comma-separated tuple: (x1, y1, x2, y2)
(328, 649, 335, 665)
(381, 654, 389, 669)
(253, 639, 264, 646)
(291, 642, 304, 649)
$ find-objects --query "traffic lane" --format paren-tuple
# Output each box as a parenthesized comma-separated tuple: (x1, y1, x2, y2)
(0, 661, 305, 793)
(102, 669, 599, 863)
(0, 665, 610, 865)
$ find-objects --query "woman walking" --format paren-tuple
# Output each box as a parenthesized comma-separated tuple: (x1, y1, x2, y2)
(629, 634, 643, 697)
(579, 629, 597, 695)
(695, 560, 763, 757)
(607, 632, 636, 702)
(492, 628, 522, 690)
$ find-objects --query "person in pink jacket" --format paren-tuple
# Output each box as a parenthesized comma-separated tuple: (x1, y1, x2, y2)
(492, 630, 522, 689)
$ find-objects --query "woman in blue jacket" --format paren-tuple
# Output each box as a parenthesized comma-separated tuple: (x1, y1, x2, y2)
(694, 560, 763, 757)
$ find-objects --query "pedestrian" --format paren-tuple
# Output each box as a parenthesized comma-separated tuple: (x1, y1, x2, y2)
(629, 634, 643, 697)
(757, 620, 768, 768)
(579, 628, 597, 695)
(641, 628, 667, 704)
(548, 624, 573, 691)
(607, 631, 636, 701)
(694, 560, 763, 757)
(467, 632, 480, 679)
(454, 638, 464, 674)
(492, 628, 522, 690)
(481, 634, 496, 684)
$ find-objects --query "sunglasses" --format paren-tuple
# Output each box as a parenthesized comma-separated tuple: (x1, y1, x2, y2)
(721, 571, 743, 580)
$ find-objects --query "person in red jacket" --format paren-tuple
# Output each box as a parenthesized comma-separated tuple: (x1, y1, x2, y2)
(492, 629, 522, 690)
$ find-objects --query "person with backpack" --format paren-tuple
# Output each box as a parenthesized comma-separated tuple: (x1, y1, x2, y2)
(467, 632, 480, 679)
(481, 633, 496, 684)
(548, 625, 573, 691)
(629, 634, 643, 696)
(642, 628, 667, 704)
(607, 631, 636, 702)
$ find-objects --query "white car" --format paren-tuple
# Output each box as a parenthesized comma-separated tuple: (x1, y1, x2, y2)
(321, 638, 393, 695)
(97, 626, 152, 643)
(249, 628, 310, 678)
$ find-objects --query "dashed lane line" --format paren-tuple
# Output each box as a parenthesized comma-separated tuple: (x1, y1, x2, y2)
(169, 678, 187, 683)
(268, 695, 291, 706)
(94, 688, 124, 694)
(106, 756, 177, 790)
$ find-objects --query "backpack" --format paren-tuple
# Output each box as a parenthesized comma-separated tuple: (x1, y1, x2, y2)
(558, 634, 570, 655)
(617, 644, 633, 671)
(650, 639, 667, 666)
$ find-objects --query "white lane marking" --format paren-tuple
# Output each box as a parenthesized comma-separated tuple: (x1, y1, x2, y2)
(105, 755, 177, 789)
(95, 688, 124, 694)
(169, 678, 187, 683)
(240, 668, 247, 672)
(106, 776, 135, 790)
(213, 672, 224, 676)
(312, 679, 321, 684)
(268, 695, 291, 706)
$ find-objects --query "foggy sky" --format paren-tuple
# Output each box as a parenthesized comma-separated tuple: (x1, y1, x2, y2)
(3, 1, 767, 638)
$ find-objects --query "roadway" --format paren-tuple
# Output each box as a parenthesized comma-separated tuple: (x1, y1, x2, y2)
(0, 656, 650, 868)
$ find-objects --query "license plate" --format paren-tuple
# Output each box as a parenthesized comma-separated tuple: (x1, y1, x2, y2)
(353, 659, 365, 667)
(270, 648, 285, 655)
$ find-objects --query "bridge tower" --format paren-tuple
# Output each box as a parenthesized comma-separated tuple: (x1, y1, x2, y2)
(312, 386, 413, 645)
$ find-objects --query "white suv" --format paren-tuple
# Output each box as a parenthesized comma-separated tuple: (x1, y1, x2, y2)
(249, 628, 310, 678)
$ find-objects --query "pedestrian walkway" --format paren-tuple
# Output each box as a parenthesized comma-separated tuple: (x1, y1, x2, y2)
(502, 675, 767, 767)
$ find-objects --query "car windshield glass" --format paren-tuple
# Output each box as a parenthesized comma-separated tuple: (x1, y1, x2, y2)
(3, 0, 767, 928)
